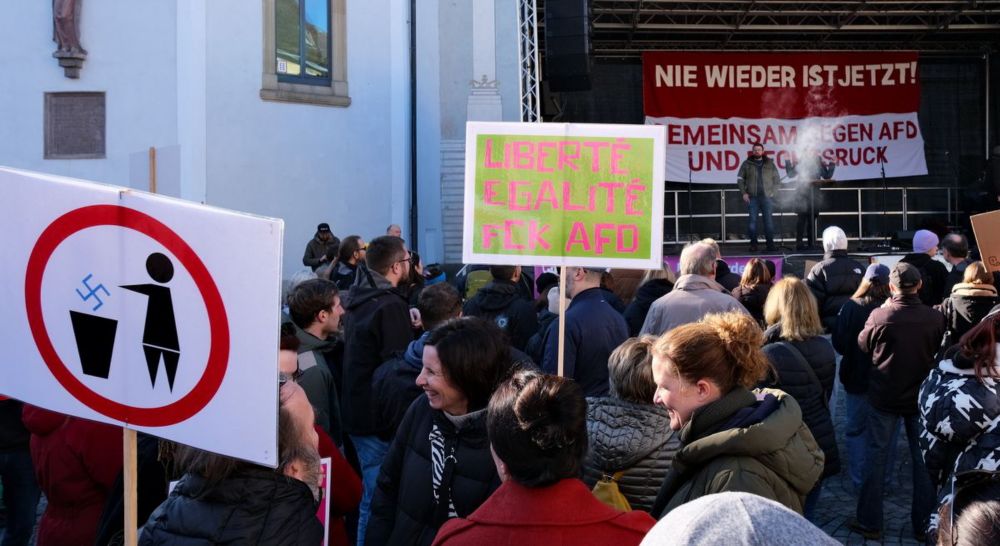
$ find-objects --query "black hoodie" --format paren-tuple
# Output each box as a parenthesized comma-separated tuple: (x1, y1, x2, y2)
(900, 252, 949, 307)
(341, 278, 413, 436)
(462, 280, 537, 350)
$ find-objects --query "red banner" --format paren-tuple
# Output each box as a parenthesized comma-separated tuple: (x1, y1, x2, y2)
(642, 51, 927, 183)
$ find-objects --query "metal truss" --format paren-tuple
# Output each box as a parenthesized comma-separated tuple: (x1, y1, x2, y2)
(536, 1, 1000, 56)
(517, 0, 542, 122)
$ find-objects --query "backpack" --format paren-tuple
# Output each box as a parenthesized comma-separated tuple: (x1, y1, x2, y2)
(464, 269, 492, 300)
(592, 471, 631, 511)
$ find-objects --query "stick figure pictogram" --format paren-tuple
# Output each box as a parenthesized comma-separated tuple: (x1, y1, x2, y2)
(121, 252, 181, 391)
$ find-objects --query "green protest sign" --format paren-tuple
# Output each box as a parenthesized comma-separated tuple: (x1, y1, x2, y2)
(463, 122, 665, 268)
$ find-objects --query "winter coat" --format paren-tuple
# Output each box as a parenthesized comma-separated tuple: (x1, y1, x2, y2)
(640, 275, 748, 336)
(462, 280, 538, 351)
(942, 259, 974, 296)
(761, 325, 840, 479)
(295, 327, 344, 444)
(730, 283, 771, 327)
(341, 277, 413, 436)
(582, 397, 681, 512)
(858, 293, 946, 415)
(937, 283, 998, 347)
(918, 348, 1000, 533)
(369, 397, 499, 546)
(623, 279, 673, 337)
(139, 468, 322, 545)
(331, 261, 360, 292)
(900, 253, 950, 307)
(832, 298, 882, 395)
(526, 309, 557, 364)
(0, 399, 29, 452)
(715, 261, 741, 292)
(303, 233, 340, 270)
(541, 287, 629, 397)
(22, 406, 123, 546)
(316, 425, 362, 546)
(372, 332, 428, 440)
(431, 479, 655, 546)
(805, 250, 865, 332)
(650, 388, 824, 517)
(737, 156, 780, 198)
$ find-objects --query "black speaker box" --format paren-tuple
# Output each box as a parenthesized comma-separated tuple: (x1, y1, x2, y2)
(544, 0, 591, 92)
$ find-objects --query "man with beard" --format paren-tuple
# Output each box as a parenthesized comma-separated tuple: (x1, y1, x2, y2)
(737, 142, 780, 252)
(303, 222, 341, 271)
(139, 380, 324, 545)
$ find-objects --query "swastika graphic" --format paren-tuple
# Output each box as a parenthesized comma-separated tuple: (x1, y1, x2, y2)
(75, 273, 110, 311)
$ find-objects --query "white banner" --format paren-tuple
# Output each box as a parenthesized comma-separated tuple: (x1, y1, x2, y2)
(645, 113, 928, 184)
(0, 167, 283, 466)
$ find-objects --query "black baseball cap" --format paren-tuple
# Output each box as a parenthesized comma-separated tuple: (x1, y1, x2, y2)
(890, 262, 921, 289)
(317, 223, 331, 233)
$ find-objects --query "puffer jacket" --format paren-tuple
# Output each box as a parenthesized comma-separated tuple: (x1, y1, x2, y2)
(368, 396, 500, 546)
(937, 283, 998, 346)
(650, 388, 824, 517)
(918, 348, 1000, 534)
(139, 468, 322, 545)
(582, 397, 681, 513)
(805, 250, 865, 332)
(761, 325, 840, 479)
(462, 280, 538, 351)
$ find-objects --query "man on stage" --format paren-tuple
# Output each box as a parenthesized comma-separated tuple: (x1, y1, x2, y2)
(785, 149, 836, 251)
(737, 142, 780, 252)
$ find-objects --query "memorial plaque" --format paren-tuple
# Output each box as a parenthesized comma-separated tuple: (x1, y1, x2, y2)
(44, 92, 106, 159)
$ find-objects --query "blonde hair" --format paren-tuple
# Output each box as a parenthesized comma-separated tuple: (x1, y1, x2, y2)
(641, 264, 677, 285)
(740, 258, 772, 287)
(607, 336, 658, 404)
(963, 261, 994, 285)
(763, 277, 824, 340)
(652, 312, 770, 393)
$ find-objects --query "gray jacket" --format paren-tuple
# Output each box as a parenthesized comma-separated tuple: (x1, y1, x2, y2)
(583, 397, 681, 513)
(639, 274, 748, 336)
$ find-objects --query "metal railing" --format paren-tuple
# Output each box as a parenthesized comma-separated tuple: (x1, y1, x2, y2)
(663, 185, 957, 244)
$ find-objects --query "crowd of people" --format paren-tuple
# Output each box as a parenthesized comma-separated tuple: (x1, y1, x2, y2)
(1, 222, 999, 546)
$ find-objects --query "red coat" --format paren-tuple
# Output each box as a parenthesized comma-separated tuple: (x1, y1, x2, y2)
(432, 478, 655, 546)
(316, 425, 362, 546)
(22, 406, 123, 546)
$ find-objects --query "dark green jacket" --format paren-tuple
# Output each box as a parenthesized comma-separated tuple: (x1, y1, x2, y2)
(652, 387, 824, 517)
(737, 157, 780, 198)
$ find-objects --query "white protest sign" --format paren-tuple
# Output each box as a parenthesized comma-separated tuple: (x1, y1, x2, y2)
(0, 167, 283, 466)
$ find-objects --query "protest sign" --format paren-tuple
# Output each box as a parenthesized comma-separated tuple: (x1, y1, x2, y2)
(463, 122, 666, 269)
(0, 167, 283, 466)
(971, 210, 1000, 273)
(643, 51, 927, 183)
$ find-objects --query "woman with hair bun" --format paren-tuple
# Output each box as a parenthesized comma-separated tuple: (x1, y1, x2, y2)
(648, 312, 824, 517)
(432, 370, 655, 545)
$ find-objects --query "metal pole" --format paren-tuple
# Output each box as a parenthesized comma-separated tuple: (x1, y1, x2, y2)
(408, 0, 419, 250)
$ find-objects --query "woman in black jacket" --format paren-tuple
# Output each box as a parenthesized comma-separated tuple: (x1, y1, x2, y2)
(760, 276, 838, 522)
(936, 261, 998, 349)
(831, 263, 895, 494)
(368, 318, 513, 546)
(623, 266, 675, 337)
(731, 258, 772, 328)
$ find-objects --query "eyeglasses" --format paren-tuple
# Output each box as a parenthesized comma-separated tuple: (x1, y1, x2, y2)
(948, 469, 1000, 545)
(396, 257, 412, 266)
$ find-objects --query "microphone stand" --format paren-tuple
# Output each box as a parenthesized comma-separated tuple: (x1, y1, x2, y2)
(877, 159, 891, 250)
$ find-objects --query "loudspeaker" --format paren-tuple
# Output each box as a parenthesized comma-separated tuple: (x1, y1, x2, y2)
(544, 0, 591, 92)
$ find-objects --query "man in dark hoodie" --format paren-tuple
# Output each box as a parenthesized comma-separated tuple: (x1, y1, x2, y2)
(736, 142, 780, 252)
(900, 229, 949, 307)
(461, 265, 538, 351)
(341, 235, 413, 546)
(372, 282, 463, 437)
(287, 279, 346, 445)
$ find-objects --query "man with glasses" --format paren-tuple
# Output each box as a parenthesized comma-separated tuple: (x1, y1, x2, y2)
(287, 279, 346, 446)
(340, 235, 414, 545)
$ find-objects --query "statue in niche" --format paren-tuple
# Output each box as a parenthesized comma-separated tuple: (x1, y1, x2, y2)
(52, 0, 87, 78)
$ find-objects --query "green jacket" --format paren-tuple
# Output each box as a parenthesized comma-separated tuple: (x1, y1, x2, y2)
(652, 387, 824, 517)
(737, 157, 780, 198)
